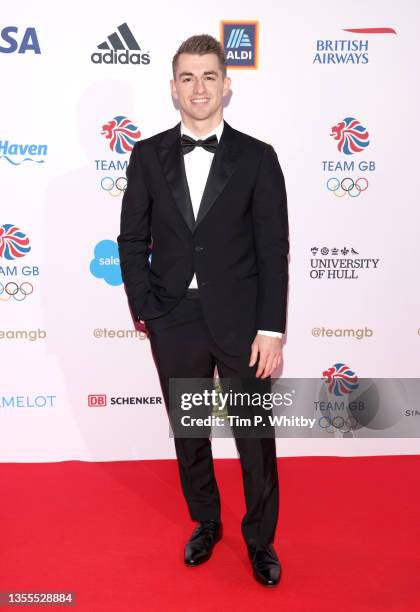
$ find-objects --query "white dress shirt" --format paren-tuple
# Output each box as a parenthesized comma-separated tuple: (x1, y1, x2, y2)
(180, 120, 282, 339)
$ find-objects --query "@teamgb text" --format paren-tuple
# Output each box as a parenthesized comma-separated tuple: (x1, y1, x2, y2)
(327, 177, 369, 197)
(0, 282, 34, 301)
(100, 176, 127, 197)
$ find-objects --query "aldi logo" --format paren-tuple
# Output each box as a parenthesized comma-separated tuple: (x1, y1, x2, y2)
(220, 21, 259, 69)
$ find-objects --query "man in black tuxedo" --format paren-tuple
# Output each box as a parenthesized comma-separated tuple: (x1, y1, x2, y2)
(118, 34, 289, 587)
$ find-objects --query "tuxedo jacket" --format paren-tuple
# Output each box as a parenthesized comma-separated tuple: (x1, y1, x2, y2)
(117, 120, 289, 355)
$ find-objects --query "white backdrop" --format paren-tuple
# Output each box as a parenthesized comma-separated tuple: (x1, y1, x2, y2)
(1, 0, 419, 460)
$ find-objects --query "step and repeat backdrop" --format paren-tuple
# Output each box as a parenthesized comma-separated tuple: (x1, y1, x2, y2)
(1, 1, 419, 460)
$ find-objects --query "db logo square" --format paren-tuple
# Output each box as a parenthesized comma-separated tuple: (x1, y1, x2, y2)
(88, 394, 107, 406)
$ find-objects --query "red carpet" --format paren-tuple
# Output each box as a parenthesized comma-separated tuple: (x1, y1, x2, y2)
(0, 456, 419, 611)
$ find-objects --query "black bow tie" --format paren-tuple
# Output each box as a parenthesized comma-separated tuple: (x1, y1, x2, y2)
(181, 133, 218, 155)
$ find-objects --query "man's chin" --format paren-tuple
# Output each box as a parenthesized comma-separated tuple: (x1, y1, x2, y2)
(186, 108, 216, 122)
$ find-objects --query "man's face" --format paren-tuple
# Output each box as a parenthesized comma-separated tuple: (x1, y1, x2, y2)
(171, 53, 231, 123)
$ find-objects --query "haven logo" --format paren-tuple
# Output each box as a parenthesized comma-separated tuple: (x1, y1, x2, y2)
(91, 22, 150, 65)
(0, 224, 39, 302)
(0, 139, 47, 166)
(101, 116, 140, 154)
(220, 21, 258, 69)
(90, 240, 122, 286)
(0, 26, 41, 54)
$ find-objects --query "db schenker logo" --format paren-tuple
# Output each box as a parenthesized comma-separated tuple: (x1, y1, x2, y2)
(88, 395, 162, 406)
(88, 395, 107, 406)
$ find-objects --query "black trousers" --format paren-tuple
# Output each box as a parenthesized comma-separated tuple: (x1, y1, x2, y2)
(147, 289, 279, 548)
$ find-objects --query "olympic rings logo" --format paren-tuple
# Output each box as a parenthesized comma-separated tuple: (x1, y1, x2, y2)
(318, 415, 359, 433)
(0, 282, 34, 302)
(327, 177, 369, 198)
(100, 176, 127, 197)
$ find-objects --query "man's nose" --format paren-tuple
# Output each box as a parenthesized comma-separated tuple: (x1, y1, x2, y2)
(193, 79, 206, 94)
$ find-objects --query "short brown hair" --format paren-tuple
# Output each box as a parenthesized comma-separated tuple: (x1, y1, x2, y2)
(172, 34, 227, 78)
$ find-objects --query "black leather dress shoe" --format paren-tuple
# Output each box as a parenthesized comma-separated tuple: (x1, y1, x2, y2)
(184, 520, 223, 566)
(247, 543, 282, 586)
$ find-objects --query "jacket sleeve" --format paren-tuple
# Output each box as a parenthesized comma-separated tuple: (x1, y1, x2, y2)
(252, 144, 289, 333)
(117, 141, 153, 321)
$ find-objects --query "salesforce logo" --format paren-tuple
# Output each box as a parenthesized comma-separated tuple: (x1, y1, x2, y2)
(90, 240, 122, 286)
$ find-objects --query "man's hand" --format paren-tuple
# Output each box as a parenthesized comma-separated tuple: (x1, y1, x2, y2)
(249, 333, 283, 378)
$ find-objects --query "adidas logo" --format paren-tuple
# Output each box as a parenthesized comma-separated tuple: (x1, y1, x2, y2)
(91, 22, 150, 65)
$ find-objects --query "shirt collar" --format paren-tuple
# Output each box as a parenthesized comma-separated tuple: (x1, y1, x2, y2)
(180, 119, 224, 143)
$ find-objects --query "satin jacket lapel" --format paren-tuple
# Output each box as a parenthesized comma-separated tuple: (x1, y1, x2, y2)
(158, 123, 195, 232)
(194, 121, 242, 230)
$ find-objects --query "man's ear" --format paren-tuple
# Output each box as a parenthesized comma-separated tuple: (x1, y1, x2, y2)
(223, 76, 232, 96)
(170, 78, 178, 100)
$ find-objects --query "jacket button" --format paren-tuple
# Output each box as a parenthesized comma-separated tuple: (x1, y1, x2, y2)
(200, 281, 209, 287)
(194, 245, 204, 252)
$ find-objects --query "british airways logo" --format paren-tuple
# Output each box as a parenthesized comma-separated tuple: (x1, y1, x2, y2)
(313, 27, 396, 64)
